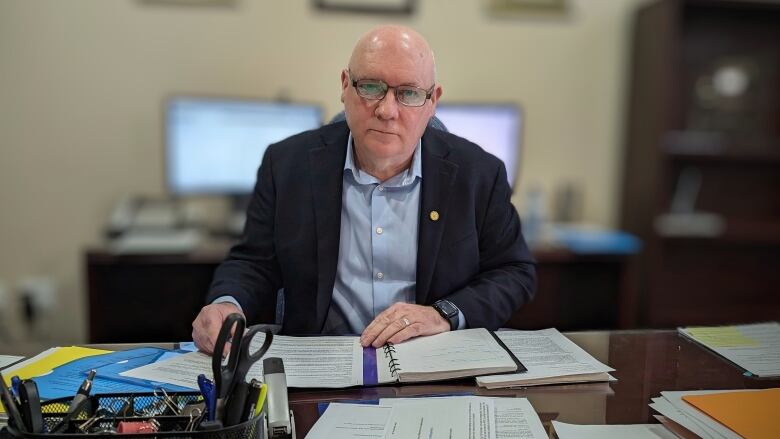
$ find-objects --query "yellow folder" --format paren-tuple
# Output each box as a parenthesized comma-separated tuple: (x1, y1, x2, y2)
(682, 388, 780, 439)
(1, 346, 111, 414)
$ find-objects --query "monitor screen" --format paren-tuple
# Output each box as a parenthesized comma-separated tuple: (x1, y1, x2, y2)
(434, 104, 522, 187)
(166, 97, 323, 195)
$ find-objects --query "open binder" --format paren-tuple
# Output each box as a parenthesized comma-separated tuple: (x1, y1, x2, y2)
(362, 328, 526, 386)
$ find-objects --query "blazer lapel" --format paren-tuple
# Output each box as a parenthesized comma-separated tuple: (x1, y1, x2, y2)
(308, 123, 349, 331)
(416, 128, 458, 305)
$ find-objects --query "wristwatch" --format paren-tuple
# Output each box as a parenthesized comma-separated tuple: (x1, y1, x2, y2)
(432, 300, 459, 330)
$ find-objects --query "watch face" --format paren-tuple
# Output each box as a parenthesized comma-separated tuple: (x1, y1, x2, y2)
(436, 300, 457, 317)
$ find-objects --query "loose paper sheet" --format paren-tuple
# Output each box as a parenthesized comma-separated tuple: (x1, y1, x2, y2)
(305, 403, 393, 439)
(121, 333, 363, 388)
(678, 322, 780, 377)
(477, 328, 613, 387)
(552, 421, 679, 439)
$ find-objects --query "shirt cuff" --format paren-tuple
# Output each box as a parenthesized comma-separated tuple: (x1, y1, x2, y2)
(212, 295, 243, 313)
(456, 309, 466, 330)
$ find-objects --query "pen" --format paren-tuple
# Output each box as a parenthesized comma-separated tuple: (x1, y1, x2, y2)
(10, 376, 22, 400)
(241, 380, 264, 422)
(254, 382, 268, 417)
(68, 369, 96, 414)
(197, 374, 216, 421)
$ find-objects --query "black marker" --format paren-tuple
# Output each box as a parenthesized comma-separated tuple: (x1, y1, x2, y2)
(68, 369, 96, 414)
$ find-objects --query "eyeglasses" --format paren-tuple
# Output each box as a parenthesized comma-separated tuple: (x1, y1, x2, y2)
(349, 70, 434, 107)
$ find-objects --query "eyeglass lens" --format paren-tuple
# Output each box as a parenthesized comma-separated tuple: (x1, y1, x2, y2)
(355, 80, 429, 107)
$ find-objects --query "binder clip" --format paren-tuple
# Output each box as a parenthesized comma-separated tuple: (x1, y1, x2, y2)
(263, 357, 295, 439)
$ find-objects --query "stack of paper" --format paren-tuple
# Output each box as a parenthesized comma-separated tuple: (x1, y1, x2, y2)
(678, 322, 780, 377)
(552, 421, 678, 439)
(649, 388, 780, 439)
(305, 396, 548, 439)
(476, 328, 615, 388)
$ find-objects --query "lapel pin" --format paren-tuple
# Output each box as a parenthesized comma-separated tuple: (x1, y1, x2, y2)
(429, 210, 440, 221)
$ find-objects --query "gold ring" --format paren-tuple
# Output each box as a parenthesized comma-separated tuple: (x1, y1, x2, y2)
(402, 317, 411, 327)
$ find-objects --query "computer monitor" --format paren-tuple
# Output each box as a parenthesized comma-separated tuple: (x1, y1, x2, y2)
(165, 96, 323, 195)
(434, 103, 522, 188)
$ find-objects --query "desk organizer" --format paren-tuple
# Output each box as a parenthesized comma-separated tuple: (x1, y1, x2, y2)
(1, 391, 264, 438)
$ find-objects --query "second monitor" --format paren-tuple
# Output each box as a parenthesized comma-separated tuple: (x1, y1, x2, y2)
(434, 103, 522, 188)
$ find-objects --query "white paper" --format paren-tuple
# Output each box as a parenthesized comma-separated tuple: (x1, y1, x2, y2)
(552, 421, 678, 439)
(0, 355, 24, 370)
(121, 333, 363, 388)
(678, 322, 780, 377)
(305, 403, 393, 439)
(477, 328, 614, 387)
(649, 398, 718, 439)
(382, 397, 496, 439)
(380, 396, 546, 439)
(659, 390, 753, 439)
(493, 398, 547, 439)
(390, 328, 517, 380)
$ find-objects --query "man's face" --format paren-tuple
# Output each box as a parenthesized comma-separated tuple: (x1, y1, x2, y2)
(340, 45, 441, 166)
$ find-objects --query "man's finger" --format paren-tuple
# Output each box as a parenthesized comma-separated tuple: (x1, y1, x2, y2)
(361, 312, 394, 346)
(371, 317, 409, 348)
(388, 323, 421, 345)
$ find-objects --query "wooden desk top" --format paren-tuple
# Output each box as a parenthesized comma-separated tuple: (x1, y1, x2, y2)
(284, 330, 780, 435)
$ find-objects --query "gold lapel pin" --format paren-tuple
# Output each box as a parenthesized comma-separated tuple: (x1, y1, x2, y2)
(430, 210, 440, 221)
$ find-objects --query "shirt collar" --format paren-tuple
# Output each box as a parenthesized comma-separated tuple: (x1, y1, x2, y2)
(344, 132, 422, 186)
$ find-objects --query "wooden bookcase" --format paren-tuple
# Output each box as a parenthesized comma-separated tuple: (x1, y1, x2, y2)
(620, 0, 780, 327)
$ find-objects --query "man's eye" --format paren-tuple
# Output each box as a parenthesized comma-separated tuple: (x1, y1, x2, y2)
(361, 83, 384, 94)
(400, 89, 420, 99)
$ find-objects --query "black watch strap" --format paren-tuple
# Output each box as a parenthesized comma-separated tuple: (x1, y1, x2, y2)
(432, 299, 459, 331)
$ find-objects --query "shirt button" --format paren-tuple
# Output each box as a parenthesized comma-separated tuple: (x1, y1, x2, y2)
(377, 185, 385, 192)
(376, 272, 384, 279)
(376, 227, 384, 235)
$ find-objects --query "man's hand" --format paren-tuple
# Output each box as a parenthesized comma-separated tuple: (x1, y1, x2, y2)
(192, 302, 245, 354)
(360, 302, 450, 348)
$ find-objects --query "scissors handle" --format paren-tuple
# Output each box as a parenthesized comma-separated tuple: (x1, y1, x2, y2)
(212, 313, 246, 400)
(233, 327, 274, 385)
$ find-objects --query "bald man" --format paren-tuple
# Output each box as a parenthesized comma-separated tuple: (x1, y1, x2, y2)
(192, 25, 536, 353)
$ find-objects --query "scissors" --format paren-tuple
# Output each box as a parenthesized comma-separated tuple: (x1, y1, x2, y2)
(212, 313, 273, 424)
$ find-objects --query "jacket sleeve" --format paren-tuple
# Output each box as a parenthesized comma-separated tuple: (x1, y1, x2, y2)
(444, 161, 537, 330)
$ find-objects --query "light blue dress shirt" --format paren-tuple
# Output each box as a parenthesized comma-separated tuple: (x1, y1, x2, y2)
(322, 134, 423, 334)
(218, 132, 464, 334)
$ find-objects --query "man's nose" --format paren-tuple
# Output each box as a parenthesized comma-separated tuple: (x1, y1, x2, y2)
(374, 88, 400, 120)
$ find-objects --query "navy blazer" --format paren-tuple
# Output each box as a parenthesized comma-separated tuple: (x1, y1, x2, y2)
(208, 121, 536, 334)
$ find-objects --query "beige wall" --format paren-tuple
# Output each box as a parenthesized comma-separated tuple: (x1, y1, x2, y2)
(0, 0, 648, 342)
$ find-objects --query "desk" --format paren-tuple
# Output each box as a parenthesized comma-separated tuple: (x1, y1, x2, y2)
(283, 330, 779, 436)
(86, 247, 636, 343)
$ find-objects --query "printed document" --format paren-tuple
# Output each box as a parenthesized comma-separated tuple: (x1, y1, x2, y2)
(477, 328, 614, 388)
(305, 403, 393, 439)
(552, 421, 678, 439)
(381, 397, 496, 439)
(121, 333, 363, 388)
(379, 397, 547, 439)
(678, 322, 780, 377)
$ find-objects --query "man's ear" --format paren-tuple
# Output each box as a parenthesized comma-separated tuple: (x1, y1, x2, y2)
(340, 69, 349, 103)
(432, 84, 443, 105)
